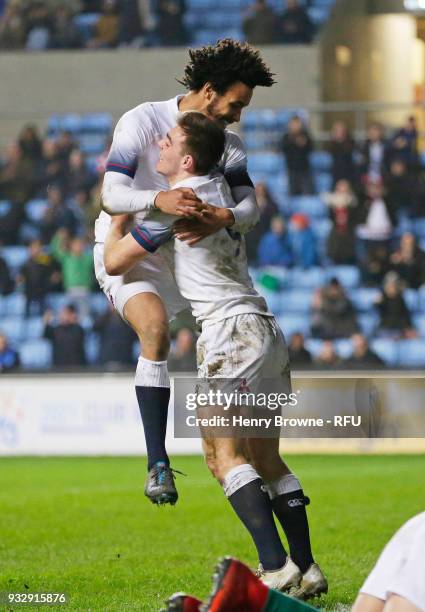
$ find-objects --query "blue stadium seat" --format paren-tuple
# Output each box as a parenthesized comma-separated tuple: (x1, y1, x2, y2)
(310, 151, 332, 172)
(73, 13, 100, 42)
(419, 286, 425, 311)
(90, 292, 109, 315)
(257, 289, 283, 315)
(24, 317, 44, 340)
(358, 313, 378, 337)
(1, 246, 28, 272)
(396, 339, 425, 367)
(289, 196, 327, 219)
(326, 265, 360, 288)
(0, 316, 23, 342)
(0, 200, 12, 217)
(278, 314, 310, 337)
(413, 217, 425, 239)
(304, 338, 322, 358)
(308, 6, 330, 24)
(370, 339, 398, 366)
(78, 133, 107, 155)
(280, 290, 312, 313)
(46, 293, 73, 313)
(404, 289, 418, 312)
(413, 314, 425, 337)
(289, 267, 326, 289)
(85, 333, 99, 364)
(25, 198, 49, 223)
(48, 113, 81, 135)
(350, 288, 380, 312)
(80, 113, 112, 134)
(334, 338, 352, 359)
(19, 339, 52, 369)
(313, 217, 331, 240)
(248, 152, 283, 174)
(1, 293, 25, 317)
(314, 173, 332, 193)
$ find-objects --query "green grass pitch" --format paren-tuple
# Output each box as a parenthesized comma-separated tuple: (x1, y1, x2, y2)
(1, 455, 424, 611)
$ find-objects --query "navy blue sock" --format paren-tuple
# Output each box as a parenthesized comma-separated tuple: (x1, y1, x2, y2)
(228, 479, 287, 571)
(271, 490, 314, 573)
(135, 386, 170, 470)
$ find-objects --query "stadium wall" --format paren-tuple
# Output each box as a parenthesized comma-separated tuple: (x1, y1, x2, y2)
(0, 46, 319, 147)
(1, 373, 424, 456)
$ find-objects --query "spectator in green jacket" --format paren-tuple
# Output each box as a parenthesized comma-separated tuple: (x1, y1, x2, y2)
(51, 230, 93, 316)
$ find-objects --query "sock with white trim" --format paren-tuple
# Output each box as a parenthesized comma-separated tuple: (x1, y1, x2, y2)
(223, 464, 287, 571)
(135, 356, 170, 470)
(265, 474, 314, 573)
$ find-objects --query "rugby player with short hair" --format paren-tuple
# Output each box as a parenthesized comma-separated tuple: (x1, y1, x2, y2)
(94, 39, 274, 507)
(103, 111, 327, 599)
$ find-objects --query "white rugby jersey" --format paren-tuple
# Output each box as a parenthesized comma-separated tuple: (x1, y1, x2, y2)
(159, 174, 271, 326)
(361, 511, 425, 609)
(94, 95, 254, 244)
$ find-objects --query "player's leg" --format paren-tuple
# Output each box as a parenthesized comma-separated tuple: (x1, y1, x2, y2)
(104, 231, 150, 276)
(352, 594, 385, 612)
(123, 291, 178, 504)
(202, 435, 290, 577)
(247, 319, 326, 599)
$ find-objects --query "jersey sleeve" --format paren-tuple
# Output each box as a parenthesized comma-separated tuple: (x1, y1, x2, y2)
(105, 108, 152, 179)
(222, 131, 254, 189)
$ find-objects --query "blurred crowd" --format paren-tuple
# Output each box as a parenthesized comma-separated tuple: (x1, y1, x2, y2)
(0, 0, 318, 51)
(1, 112, 425, 371)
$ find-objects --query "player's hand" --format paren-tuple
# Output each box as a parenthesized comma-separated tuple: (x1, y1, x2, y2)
(155, 188, 202, 217)
(173, 204, 234, 246)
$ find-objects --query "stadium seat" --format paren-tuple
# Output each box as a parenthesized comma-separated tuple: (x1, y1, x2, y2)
(289, 196, 327, 219)
(349, 288, 380, 312)
(326, 265, 360, 288)
(413, 314, 425, 337)
(18, 223, 40, 243)
(396, 339, 425, 367)
(85, 333, 99, 365)
(78, 133, 107, 155)
(308, 6, 331, 24)
(334, 338, 353, 359)
(0, 316, 23, 342)
(277, 314, 310, 337)
(25, 198, 49, 223)
(314, 172, 333, 193)
(19, 339, 52, 369)
(419, 286, 425, 311)
(0, 200, 12, 217)
(280, 290, 312, 313)
(404, 289, 418, 312)
(289, 267, 326, 289)
(24, 317, 44, 340)
(358, 313, 378, 337)
(73, 13, 100, 42)
(247, 152, 283, 174)
(46, 293, 73, 313)
(413, 217, 425, 239)
(48, 113, 81, 135)
(310, 151, 332, 172)
(1, 246, 28, 272)
(80, 113, 112, 134)
(370, 339, 398, 366)
(1, 293, 25, 317)
(304, 338, 323, 358)
(90, 292, 109, 315)
(257, 289, 283, 315)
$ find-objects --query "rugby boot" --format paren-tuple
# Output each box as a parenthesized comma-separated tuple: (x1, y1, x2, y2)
(288, 563, 328, 600)
(144, 461, 180, 505)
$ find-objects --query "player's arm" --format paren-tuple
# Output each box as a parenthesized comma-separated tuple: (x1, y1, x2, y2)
(101, 113, 201, 219)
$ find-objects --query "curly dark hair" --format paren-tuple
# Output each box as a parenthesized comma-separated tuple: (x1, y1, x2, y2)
(178, 38, 276, 94)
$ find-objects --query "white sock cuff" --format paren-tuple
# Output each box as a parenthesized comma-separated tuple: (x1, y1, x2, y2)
(264, 473, 302, 500)
(135, 356, 170, 388)
(222, 463, 261, 498)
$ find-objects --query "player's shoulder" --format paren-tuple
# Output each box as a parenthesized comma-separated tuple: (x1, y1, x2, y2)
(224, 129, 245, 151)
(117, 102, 157, 129)
(220, 130, 247, 171)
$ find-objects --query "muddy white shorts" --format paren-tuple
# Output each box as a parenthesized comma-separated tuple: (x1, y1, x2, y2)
(93, 242, 189, 320)
(197, 313, 291, 393)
